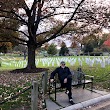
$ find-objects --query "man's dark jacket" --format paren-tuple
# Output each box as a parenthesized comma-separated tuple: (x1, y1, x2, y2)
(50, 66, 72, 82)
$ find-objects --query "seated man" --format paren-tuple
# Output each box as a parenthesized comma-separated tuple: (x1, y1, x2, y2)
(50, 61, 75, 105)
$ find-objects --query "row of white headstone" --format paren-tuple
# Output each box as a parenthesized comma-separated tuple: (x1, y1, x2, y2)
(0, 56, 110, 68)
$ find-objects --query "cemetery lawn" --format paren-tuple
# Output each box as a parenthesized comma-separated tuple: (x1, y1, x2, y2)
(0, 56, 110, 110)
(0, 55, 110, 90)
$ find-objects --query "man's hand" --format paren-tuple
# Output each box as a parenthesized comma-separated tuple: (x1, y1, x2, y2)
(64, 78, 67, 83)
(50, 79, 54, 83)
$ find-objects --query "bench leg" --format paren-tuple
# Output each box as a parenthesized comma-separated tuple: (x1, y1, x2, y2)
(83, 83, 85, 89)
(91, 78, 93, 91)
(83, 79, 85, 89)
(91, 82, 93, 91)
(49, 81, 50, 97)
(55, 82, 56, 101)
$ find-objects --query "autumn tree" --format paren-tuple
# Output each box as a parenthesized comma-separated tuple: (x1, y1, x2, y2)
(0, 42, 12, 53)
(42, 43, 49, 51)
(0, 0, 85, 72)
(66, 0, 110, 50)
(0, 19, 20, 52)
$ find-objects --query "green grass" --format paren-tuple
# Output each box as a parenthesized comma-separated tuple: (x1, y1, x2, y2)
(0, 55, 110, 110)
(0, 55, 109, 69)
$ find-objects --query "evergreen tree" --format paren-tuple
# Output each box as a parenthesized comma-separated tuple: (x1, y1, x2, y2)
(47, 44, 57, 56)
(59, 42, 69, 56)
(84, 43, 94, 53)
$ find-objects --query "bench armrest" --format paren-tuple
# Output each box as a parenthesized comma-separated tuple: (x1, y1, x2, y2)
(84, 75, 94, 78)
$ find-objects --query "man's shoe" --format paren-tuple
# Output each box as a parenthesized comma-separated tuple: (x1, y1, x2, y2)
(69, 99, 75, 105)
(65, 90, 69, 94)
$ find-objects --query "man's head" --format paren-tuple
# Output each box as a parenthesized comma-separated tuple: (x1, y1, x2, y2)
(60, 61, 66, 68)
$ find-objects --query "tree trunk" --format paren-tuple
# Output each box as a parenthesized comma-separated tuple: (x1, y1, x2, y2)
(26, 43, 36, 70)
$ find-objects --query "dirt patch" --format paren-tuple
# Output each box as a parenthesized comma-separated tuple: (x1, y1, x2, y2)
(10, 68, 49, 73)
(0, 70, 48, 110)
(10, 106, 31, 110)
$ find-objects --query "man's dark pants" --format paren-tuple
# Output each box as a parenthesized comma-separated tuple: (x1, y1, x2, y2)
(60, 77, 72, 99)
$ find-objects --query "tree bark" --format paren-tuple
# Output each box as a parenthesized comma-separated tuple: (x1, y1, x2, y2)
(26, 43, 36, 70)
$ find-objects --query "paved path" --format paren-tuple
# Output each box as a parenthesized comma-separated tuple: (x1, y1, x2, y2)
(50, 88, 108, 107)
(46, 99, 61, 110)
(46, 88, 110, 110)
(83, 99, 110, 110)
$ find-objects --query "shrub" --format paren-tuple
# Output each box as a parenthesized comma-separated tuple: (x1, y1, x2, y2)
(84, 43, 94, 53)
(81, 52, 103, 56)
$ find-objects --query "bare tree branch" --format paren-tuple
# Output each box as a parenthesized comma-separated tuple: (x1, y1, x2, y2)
(37, 0, 85, 47)
(1, 34, 27, 44)
(1, 27, 29, 38)
(34, 0, 43, 32)
(11, 10, 28, 25)
(30, 0, 38, 12)
(0, 14, 17, 20)
(41, 12, 73, 20)
(0, 41, 11, 42)
(0, 9, 28, 25)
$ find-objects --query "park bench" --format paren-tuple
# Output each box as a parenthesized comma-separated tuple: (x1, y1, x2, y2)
(49, 68, 94, 101)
